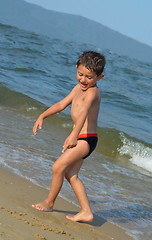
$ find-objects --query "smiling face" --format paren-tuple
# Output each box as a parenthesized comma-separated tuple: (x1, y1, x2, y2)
(76, 65, 104, 91)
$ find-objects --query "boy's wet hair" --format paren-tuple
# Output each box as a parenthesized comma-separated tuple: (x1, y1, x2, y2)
(76, 51, 106, 76)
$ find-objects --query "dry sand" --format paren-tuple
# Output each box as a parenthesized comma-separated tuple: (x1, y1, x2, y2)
(0, 167, 133, 240)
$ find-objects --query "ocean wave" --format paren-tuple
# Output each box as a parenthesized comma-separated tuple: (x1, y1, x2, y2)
(1, 83, 151, 169)
(118, 134, 152, 174)
(0, 83, 45, 113)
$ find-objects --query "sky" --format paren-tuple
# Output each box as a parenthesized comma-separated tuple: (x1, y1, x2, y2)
(25, 0, 152, 47)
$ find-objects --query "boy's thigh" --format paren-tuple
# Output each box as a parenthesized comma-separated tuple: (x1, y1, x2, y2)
(55, 140, 89, 170)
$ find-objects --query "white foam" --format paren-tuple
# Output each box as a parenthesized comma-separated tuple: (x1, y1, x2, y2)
(62, 123, 73, 128)
(118, 135, 152, 173)
(26, 106, 37, 111)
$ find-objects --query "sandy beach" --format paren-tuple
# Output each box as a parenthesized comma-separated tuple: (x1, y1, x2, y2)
(0, 166, 133, 240)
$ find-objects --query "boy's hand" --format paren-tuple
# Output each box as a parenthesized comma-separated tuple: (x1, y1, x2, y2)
(33, 116, 43, 135)
(62, 134, 77, 153)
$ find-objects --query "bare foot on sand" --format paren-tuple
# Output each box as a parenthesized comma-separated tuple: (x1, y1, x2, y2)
(32, 200, 53, 212)
(66, 211, 93, 222)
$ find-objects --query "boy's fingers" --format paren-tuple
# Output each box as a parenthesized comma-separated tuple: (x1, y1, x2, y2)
(62, 139, 68, 152)
(62, 144, 67, 153)
(33, 125, 39, 135)
(33, 122, 43, 135)
(33, 128, 37, 135)
(33, 126, 36, 134)
(39, 123, 42, 129)
(68, 144, 77, 148)
(62, 146, 65, 153)
(62, 143, 77, 153)
(62, 142, 69, 153)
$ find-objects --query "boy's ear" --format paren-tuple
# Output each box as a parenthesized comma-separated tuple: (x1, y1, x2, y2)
(97, 74, 104, 81)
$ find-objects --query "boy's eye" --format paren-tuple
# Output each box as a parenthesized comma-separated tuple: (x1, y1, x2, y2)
(87, 76, 92, 80)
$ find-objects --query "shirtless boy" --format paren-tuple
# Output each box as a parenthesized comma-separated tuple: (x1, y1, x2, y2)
(32, 51, 106, 222)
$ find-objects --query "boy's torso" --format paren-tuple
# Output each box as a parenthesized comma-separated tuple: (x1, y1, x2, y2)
(71, 85, 101, 134)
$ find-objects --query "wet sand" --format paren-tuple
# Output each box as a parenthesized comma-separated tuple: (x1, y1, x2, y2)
(0, 167, 133, 240)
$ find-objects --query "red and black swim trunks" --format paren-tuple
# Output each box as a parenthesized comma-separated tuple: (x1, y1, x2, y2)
(77, 133, 98, 159)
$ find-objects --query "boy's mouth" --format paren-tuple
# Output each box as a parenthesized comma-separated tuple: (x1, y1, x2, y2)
(80, 82, 87, 89)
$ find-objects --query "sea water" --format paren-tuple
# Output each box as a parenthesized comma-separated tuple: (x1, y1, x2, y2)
(0, 23, 152, 240)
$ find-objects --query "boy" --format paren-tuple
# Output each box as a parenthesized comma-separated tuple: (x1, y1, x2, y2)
(32, 51, 106, 222)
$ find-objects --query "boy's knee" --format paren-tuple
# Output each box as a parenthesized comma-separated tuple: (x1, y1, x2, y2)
(52, 163, 63, 175)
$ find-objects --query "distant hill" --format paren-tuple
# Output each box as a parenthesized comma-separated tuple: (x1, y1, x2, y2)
(0, 0, 152, 63)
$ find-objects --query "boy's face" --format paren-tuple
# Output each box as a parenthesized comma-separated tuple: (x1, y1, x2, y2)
(76, 65, 104, 91)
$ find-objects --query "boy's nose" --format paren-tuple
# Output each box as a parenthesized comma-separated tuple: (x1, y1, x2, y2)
(81, 76, 86, 82)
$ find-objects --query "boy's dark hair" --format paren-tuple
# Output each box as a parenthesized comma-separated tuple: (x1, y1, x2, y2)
(76, 51, 106, 76)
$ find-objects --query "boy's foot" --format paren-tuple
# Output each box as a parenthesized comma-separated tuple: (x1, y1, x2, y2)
(32, 200, 53, 212)
(66, 211, 93, 222)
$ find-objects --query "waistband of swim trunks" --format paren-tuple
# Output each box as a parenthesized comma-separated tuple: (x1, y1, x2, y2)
(77, 133, 98, 139)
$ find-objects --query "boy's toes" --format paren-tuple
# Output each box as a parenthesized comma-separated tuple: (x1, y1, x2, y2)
(32, 203, 52, 212)
(32, 204, 43, 211)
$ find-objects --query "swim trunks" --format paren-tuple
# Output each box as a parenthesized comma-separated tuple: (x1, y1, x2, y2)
(77, 133, 98, 159)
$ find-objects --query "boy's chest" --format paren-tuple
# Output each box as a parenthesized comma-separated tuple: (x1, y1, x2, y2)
(71, 91, 86, 122)
(72, 91, 85, 111)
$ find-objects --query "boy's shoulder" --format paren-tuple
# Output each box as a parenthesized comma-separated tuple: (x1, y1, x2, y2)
(86, 85, 101, 98)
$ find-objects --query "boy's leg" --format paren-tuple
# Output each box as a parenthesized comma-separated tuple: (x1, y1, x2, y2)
(32, 140, 90, 212)
(65, 158, 93, 222)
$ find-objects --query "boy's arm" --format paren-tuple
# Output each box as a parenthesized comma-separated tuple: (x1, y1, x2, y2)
(62, 89, 98, 152)
(33, 86, 77, 135)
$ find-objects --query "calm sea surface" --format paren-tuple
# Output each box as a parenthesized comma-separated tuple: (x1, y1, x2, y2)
(0, 23, 152, 240)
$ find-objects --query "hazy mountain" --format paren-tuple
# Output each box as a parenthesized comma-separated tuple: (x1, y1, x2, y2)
(0, 0, 152, 63)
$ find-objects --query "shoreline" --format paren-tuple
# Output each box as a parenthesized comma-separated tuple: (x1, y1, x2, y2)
(0, 166, 133, 240)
